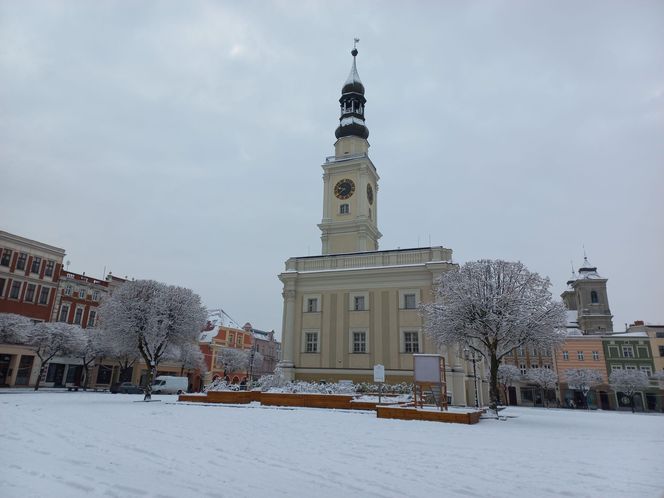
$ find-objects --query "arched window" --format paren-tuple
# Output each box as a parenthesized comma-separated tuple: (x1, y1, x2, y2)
(590, 290, 599, 304)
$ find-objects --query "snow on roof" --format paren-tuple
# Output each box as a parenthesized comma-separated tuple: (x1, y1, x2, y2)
(577, 257, 602, 279)
(605, 331, 649, 338)
(199, 329, 218, 343)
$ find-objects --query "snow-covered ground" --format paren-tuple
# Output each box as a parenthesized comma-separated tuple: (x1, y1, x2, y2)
(0, 392, 662, 498)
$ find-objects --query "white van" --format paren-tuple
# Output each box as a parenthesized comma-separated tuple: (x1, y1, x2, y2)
(151, 376, 188, 394)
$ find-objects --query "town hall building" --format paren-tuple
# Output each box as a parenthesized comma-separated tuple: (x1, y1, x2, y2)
(278, 46, 476, 405)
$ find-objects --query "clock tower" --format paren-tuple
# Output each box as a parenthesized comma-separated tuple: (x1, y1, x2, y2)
(318, 45, 382, 255)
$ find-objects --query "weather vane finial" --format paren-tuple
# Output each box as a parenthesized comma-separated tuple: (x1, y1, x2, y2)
(354, 37, 360, 49)
(352, 38, 360, 57)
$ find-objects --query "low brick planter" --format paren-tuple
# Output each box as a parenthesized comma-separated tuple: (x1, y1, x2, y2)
(206, 391, 259, 404)
(178, 394, 209, 403)
(260, 392, 355, 409)
(376, 405, 482, 424)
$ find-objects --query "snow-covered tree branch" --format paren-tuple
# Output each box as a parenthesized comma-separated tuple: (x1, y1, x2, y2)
(565, 368, 604, 409)
(0, 313, 32, 344)
(497, 364, 522, 405)
(26, 322, 79, 391)
(98, 280, 207, 400)
(526, 368, 558, 407)
(421, 259, 566, 411)
(609, 369, 650, 413)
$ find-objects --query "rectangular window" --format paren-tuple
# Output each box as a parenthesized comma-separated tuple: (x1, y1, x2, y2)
(352, 331, 367, 353)
(577, 351, 584, 361)
(73, 308, 83, 325)
(625, 365, 637, 370)
(340, 203, 349, 214)
(637, 347, 648, 358)
(31, 257, 42, 274)
(1, 249, 12, 266)
(0, 277, 5, 297)
(519, 364, 527, 375)
(592, 351, 599, 361)
(24, 284, 36, 303)
(87, 310, 96, 328)
(307, 298, 318, 313)
(38, 287, 49, 305)
(9, 281, 21, 299)
(96, 365, 113, 384)
(305, 332, 318, 353)
(403, 331, 419, 353)
(16, 253, 27, 271)
(609, 346, 619, 358)
(92, 290, 100, 301)
(44, 260, 54, 277)
(611, 365, 622, 372)
(622, 345, 634, 358)
(79, 288, 87, 299)
(659, 346, 664, 357)
(228, 332, 234, 345)
(64, 285, 72, 296)
(403, 293, 416, 309)
(562, 351, 569, 360)
(543, 364, 552, 369)
(640, 366, 652, 376)
(236, 335, 242, 347)
(353, 295, 365, 311)
(656, 332, 664, 339)
(519, 347, 526, 357)
(59, 305, 70, 322)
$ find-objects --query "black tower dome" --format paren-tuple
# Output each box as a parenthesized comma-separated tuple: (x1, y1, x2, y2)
(335, 44, 369, 140)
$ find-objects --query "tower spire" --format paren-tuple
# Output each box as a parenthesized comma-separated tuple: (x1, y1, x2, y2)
(335, 39, 369, 140)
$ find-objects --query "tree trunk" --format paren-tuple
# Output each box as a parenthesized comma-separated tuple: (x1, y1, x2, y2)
(144, 363, 156, 401)
(34, 361, 46, 391)
(82, 364, 90, 391)
(489, 351, 500, 414)
(630, 394, 635, 413)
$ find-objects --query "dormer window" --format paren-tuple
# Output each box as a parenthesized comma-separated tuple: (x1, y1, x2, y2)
(590, 290, 598, 304)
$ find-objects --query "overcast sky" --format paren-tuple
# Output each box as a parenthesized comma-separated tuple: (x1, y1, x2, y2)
(1, 1, 662, 336)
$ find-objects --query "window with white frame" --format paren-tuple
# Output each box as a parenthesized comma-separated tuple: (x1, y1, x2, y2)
(625, 365, 637, 370)
(352, 331, 367, 353)
(640, 366, 652, 376)
(92, 291, 100, 301)
(611, 365, 622, 371)
(592, 351, 600, 361)
(44, 260, 54, 277)
(38, 287, 49, 305)
(16, 253, 27, 271)
(30, 257, 41, 274)
(543, 364, 552, 369)
(9, 281, 21, 299)
(73, 307, 83, 325)
(59, 305, 70, 322)
(79, 288, 87, 299)
(64, 285, 72, 296)
(403, 293, 416, 309)
(622, 345, 634, 358)
(339, 203, 349, 214)
(519, 364, 527, 375)
(562, 351, 569, 360)
(304, 331, 319, 353)
(307, 298, 318, 313)
(403, 331, 419, 353)
(577, 351, 584, 360)
(399, 289, 420, 310)
(518, 347, 526, 357)
(0, 249, 11, 266)
(24, 284, 36, 303)
(353, 295, 365, 311)
(87, 310, 96, 328)
(303, 294, 321, 313)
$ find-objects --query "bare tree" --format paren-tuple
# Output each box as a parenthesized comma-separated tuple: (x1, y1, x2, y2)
(565, 368, 604, 409)
(99, 280, 207, 400)
(26, 322, 78, 391)
(526, 368, 558, 407)
(0, 313, 32, 344)
(609, 369, 650, 413)
(422, 260, 566, 411)
(497, 364, 522, 406)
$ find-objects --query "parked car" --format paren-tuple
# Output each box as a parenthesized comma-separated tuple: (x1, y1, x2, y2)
(151, 376, 188, 394)
(110, 382, 144, 394)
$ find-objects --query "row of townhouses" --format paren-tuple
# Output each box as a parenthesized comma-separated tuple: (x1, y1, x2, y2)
(0, 230, 280, 391)
(502, 258, 663, 412)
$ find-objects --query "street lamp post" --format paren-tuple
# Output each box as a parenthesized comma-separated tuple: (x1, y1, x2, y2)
(464, 348, 480, 409)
